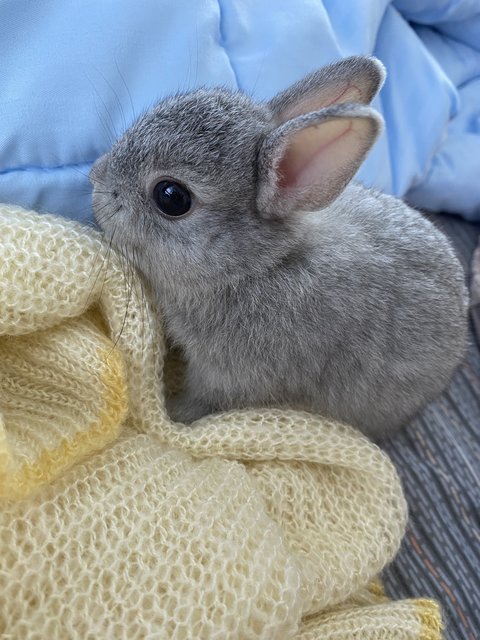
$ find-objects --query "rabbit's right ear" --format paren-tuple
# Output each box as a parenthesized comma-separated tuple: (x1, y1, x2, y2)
(257, 57, 385, 217)
(257, 105, 383, 217)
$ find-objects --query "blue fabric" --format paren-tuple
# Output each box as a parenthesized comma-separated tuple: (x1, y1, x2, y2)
(1, 0, 480, 223)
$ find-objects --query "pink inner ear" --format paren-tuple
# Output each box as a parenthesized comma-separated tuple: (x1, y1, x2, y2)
(280, 84, 362, 121)
(323, 85, 362, 107)
(278, 119, 353, 189)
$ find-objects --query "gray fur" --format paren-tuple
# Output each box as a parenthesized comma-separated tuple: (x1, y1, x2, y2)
(91, 56, 467, 440)
(269, 55, 386, 122)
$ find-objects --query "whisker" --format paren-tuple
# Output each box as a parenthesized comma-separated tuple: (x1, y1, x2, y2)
(89, 190, 115, 197)
(85, 73, 119, 145)
(91, 202, 114, 221)
(97, 227, 118, 309)
(109, 245, 134, 356)
(95, 97, 118, 146)
(132, 246, 153, 356)
(83, 234, 112, 314)
(114, 54, 136, 125)
(68, 164, 105, 185)
(95, 208, 121, 227)
(81, 219, 102, 231)
(195, 22, 199, 87)
(94, 66, 128, 135)
(250, 52, 268, 98)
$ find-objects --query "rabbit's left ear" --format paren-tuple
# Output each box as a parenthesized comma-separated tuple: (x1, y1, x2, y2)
(257, 57, 385, 217)
(269, 56, 385, 123)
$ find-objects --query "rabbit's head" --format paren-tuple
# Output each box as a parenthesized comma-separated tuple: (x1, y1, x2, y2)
(91, 56, 385, 289)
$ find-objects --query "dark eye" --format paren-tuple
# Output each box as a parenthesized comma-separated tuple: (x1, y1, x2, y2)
(152, 180, 192, 217)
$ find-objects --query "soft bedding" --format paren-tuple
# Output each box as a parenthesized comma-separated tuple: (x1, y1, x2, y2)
(0, 202, 440, 639)
(1, 1, 480, 222)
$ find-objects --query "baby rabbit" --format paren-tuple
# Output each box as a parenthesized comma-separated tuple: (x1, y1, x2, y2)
(91, 56, 467, 439)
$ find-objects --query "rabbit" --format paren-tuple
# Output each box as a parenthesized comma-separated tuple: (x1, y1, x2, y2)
(90, 55, 468, 440)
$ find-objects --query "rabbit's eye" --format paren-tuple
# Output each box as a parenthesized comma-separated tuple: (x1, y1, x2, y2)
(152, 180, 192, 217)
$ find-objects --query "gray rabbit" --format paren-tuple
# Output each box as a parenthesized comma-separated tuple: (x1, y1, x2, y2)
(91, 56, 467, 439)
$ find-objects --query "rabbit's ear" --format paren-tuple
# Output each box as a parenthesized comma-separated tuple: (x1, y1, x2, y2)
(257, 104, 383, 216)
(269, 56, 385, 124)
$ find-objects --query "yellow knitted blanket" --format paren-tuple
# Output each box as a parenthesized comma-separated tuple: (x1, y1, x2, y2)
(0, 204, 443, 639)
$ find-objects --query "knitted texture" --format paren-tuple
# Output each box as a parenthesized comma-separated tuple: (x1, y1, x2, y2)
(0, 204, 443, 639)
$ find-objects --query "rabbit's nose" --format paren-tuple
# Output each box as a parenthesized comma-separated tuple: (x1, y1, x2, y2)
(90, 154, 109, 185)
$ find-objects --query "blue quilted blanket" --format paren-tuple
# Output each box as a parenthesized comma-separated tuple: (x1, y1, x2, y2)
(1, 0, 480, 222)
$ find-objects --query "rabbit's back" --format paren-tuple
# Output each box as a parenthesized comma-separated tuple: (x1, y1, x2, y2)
(300, 184, 467, 435)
